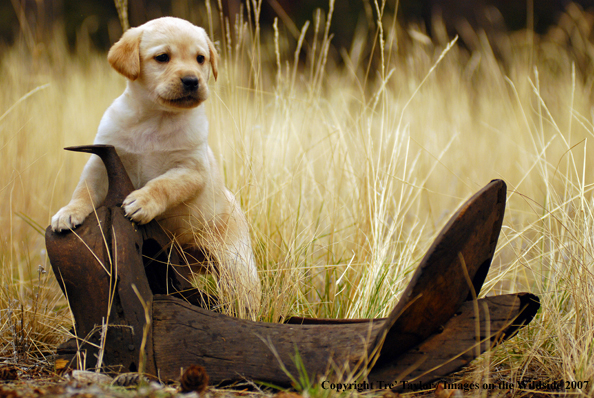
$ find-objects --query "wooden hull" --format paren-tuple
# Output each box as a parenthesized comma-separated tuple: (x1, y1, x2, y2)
(46, 146, 539, 389)
(151, 293, 538, 387)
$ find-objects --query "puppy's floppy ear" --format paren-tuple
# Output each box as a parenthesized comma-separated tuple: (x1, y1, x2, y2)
(108, 27, 143, 81)
(206, 36, 219, 81)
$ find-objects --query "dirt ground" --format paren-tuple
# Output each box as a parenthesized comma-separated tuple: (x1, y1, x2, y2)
(0, 364, 263, 398)
(0, 378, 267, 398)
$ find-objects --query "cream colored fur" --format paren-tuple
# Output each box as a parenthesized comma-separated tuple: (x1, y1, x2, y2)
(51, 17, 261, 319)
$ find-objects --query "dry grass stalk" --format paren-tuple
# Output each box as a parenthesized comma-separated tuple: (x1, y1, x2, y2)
(3, 1, 594, 394)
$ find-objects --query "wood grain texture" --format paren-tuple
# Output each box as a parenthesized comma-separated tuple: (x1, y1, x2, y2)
(152, 293, 539, 388)
(152, 295, 384, 385)
(109, 207, 156, 374)
(48, 146, 174, 374)
(46, 206, 113, 340)
(368, 293, 540, 387)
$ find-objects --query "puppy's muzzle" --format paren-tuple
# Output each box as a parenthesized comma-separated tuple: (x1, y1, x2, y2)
(181, 75, 199, 92)
(157, 75, 204, 108)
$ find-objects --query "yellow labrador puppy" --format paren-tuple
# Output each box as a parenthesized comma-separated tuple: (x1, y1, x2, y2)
(51, 17, 261, 319)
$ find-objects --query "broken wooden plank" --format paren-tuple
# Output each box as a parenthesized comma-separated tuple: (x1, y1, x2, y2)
(370, 180, 507, 366)
(151, 293, 538, 387)
(368, 293, 540, 387)
(47, 146, 165, 374)
(47, 146, 539, 389)
(152, 295, 383, 385)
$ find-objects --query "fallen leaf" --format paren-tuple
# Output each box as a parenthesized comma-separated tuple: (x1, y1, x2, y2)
(71, 370, 113, 385)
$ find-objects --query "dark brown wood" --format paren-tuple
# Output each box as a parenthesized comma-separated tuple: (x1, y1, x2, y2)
(370, 180, 507, 367)
(368, 293, 540, 388)
(64, 145, 135, 208)
(151, 293, 538, 387)
(47, 206, 113, 353)
(47, 145, 174, 374)
(152, 295, 384, 385)
(48, 206, 154, 373)
(286, 317, 375, 325)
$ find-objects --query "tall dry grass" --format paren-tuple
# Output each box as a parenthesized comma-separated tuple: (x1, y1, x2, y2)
(2, 0, 594, 393)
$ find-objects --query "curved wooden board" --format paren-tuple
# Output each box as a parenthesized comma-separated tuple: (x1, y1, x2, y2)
(370, 180, 507, 366)
(152, 295, 385, 386)
(65, 145, 135, 208)
(50, 146, 538, 387)
(45, 208, 112, 339)
(368, 293, 540, 387)
(47, 207, 158, 375)
(151, 293, 538, 388)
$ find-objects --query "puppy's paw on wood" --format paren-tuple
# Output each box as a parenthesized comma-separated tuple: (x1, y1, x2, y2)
(123, 189, 164, 224)
(51, 205, 90, 232)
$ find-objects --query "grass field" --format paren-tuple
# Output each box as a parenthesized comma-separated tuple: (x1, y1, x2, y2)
(2, 1, 594, 396)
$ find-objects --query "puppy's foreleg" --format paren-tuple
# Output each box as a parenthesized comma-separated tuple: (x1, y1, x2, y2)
(203, 194, 261, 319)
(51, 156, 108, 231)
(123, 168, 205, 224)
(214, 239, 261, 320)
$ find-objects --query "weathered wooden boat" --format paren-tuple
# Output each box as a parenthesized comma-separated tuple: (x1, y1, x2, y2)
(46, 145, 539, 389)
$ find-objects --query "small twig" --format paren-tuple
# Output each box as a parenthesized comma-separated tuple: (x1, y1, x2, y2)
(95, 317, 107, 371)
(131, 284, 151, 376)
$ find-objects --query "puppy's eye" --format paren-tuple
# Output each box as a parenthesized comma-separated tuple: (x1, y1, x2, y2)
(155, 54, 170, 63)
(197, 55, 205, 64)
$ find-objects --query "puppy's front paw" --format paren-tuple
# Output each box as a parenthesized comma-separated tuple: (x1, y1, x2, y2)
(51, 205, 91, 232)
(123, 189, 164, 224)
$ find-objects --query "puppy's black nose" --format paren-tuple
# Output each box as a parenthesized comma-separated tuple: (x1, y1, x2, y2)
(181, 76, 199, 91)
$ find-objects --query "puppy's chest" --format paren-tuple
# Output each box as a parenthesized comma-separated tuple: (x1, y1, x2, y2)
(117, 151, 181, 188)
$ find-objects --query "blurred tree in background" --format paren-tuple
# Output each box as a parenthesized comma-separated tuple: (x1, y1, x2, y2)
(3, 0, 594, 55)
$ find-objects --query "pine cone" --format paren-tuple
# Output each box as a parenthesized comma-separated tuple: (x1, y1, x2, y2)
(0, 366, 18, 381)
(180, 365, 209, 393)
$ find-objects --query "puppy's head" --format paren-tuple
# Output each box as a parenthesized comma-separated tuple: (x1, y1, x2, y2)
(108, 17, 218, 110)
